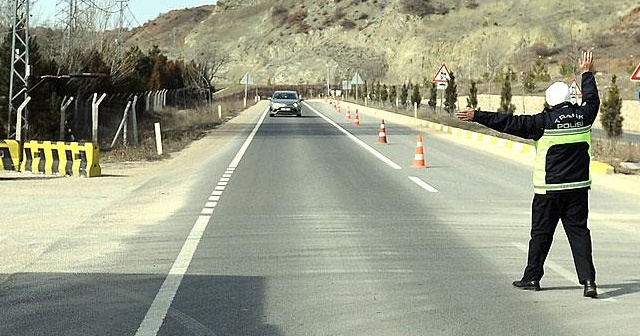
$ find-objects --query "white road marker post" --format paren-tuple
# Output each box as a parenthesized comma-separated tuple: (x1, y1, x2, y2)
(154, 122, 163, 155)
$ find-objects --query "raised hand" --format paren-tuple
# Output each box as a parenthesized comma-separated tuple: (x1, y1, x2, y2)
(580, 50, 594, 73)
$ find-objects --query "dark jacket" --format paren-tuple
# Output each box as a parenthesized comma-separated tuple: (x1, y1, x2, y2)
(472, 72, 600, 193)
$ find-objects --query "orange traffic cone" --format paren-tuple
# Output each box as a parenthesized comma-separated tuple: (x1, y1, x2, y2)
(345, 107, 351, 119)
(411, 134, 427, 168)
(337, 104, 342, 113)
(353, 110, 360, 125)
(378, 119, 388, 144)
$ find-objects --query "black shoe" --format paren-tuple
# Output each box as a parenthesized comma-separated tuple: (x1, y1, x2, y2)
(512, 279, 541, 291)
(583, 280, 597, 298)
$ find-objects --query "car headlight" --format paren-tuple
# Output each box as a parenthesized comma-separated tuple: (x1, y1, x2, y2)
(293, 102, 299, 108)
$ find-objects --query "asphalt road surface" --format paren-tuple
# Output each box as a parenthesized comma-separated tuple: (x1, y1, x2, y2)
(1, 100, 639, 336)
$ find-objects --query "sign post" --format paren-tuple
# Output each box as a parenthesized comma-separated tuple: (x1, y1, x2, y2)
(240, 73, 253, 108)
(432, 63, 450, 113)
(351, 72, 364, 104)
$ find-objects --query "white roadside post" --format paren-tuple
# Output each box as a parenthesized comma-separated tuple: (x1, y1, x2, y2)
(59, 96, 74, 141)
(92, 93, 107, 144)
(218, 105, 222, 119)
(131, 95, 139, 146)
(16, 96, 32, 143)
(154, 122, 163, 155)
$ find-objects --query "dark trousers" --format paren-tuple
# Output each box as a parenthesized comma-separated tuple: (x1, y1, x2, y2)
(522, 189, 596, 284)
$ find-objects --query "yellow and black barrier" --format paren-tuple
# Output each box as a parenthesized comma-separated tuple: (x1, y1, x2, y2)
(20, 141, 101, 177)
(0, 139, 21, 171)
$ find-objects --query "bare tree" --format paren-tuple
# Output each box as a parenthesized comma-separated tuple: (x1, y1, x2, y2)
(189, 46, 230, 89)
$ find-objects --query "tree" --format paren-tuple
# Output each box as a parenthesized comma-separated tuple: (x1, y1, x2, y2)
(389, 85, 397, 107)
(600, 75, 624, 138)
(400, 83, 409, 107)
(380, 84, 388, 106)
(428, 82, 437, 110)
(498, 69, 516, 114)
(467, 81, 478, 108)
(522, 70, 536, 93)
(532, 59, 551, 82)
(362, 81, 368, 102)
(411, 82, 421, 107)
(444, 71, 458, 114)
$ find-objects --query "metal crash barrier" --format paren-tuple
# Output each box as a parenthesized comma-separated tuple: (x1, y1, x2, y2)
(0, 140, 21, 171)
(20, 141, 101, 177)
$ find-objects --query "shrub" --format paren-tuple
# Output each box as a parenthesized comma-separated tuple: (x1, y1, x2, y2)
(530, 42, 559, 57)
(399, 0, 448, 18)
(340, 19, 357, 29)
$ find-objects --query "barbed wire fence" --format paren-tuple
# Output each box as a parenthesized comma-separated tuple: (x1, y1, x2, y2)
(50, 87, 212, 150)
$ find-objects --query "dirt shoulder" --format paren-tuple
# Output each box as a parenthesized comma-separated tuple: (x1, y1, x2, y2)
(0, 102, 267, 279)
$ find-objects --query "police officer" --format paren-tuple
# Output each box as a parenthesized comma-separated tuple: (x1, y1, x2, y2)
(456, 50, 599, 298)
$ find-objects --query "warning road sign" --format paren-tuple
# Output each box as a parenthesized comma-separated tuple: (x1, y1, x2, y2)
(432, 63, 451, 83)
(569, 78, 581, 97)
(631, 63, 640, 81)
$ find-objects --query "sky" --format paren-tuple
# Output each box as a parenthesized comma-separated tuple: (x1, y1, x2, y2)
(31, 0, 217, 28)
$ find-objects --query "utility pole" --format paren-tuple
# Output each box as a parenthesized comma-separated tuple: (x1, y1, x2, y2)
(7, 0, 30, 140)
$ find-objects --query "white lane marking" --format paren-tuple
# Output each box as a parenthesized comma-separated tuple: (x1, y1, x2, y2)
(304, 102, 402, 170)
(136, 215, 211, 335)
(136, 108, 270, 335)
(408, 176, 438, 193)
(512, 242, 615, 301)
(229, 110, 268, 168)
(205, 201, 218, 208)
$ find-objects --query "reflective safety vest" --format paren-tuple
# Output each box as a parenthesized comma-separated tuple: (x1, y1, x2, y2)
(533, 125, 592, 194)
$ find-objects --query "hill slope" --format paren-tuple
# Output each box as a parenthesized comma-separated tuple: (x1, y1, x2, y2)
(126, 0, 640, 92)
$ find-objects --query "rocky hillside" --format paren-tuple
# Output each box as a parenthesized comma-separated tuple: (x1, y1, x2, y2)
(125, 0, 640, 93)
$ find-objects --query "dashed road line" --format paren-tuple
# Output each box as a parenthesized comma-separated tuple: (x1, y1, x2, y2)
(135, 107, 270, 336)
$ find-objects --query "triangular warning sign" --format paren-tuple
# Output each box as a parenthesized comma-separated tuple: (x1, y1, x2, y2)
(432, 63, 451, 83)
(569, 78, 581, 97)
(631, 63, 640, 81)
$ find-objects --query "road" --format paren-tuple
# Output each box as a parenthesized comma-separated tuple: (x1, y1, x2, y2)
(1, 100, 640, 335)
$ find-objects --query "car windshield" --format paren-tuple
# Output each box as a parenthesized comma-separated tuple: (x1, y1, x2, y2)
(273, 92, 297, 100)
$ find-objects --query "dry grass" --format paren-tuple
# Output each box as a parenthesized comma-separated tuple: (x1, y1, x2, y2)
(101, 99, 245, 163)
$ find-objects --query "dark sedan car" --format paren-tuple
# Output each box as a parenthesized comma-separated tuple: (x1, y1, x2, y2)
(269, 90, 303, 117)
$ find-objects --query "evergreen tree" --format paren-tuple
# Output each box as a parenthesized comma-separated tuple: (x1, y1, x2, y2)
(467, 81, 478, 108)
(362, 81, 368, 101)
(380, 84, 388, 105)
(428, 82, 437, 110)
(600, 75, 624, 138)
(498, 69, 516, 114)
(522, 70, 536, 93)
(400, 83, 408, 107)
(444, 71, 458, 114)
(411, 82, 421, 107)
(532, 59, 551, 82)
(389, 85, 397, 107)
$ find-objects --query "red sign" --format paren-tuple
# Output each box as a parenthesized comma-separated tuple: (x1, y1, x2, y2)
(569, 78, 582, 97)
(631, 63, 640, 81)
(432, 63, 451, 83)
